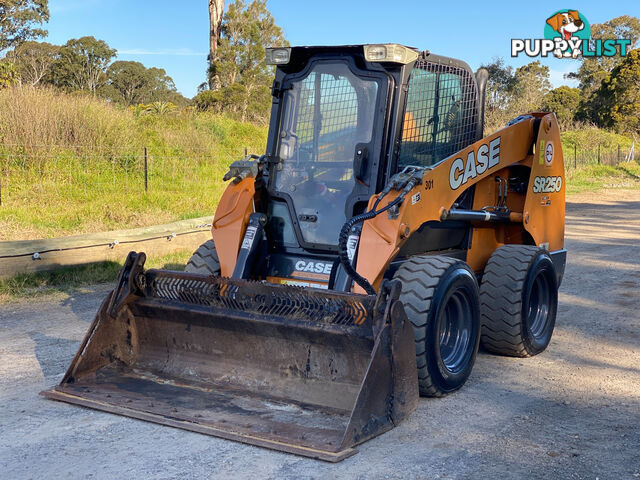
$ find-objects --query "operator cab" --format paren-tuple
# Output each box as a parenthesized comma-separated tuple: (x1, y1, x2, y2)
(256, 45, 486, 288)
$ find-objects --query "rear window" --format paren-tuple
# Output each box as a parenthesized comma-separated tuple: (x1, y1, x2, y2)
(397, 59, 478, 170)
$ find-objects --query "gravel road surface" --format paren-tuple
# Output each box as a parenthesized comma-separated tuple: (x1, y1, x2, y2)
(1, 190, 639, 479)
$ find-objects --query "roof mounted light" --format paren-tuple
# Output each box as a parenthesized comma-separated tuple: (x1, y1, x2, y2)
(364, 44, 419, 64)
(265, 47, 291, 65)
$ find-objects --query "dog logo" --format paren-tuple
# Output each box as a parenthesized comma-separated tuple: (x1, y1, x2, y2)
(511, 10, 631, 59)
(544, 10, 588, 58)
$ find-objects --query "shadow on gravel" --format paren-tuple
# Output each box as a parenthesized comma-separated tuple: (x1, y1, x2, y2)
(566, 200, 640, 212)
(29, 332, 80, 379)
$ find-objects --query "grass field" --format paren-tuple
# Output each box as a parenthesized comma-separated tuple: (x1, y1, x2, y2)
(565, 162, 640, 194)
(0, 86, 268, 241)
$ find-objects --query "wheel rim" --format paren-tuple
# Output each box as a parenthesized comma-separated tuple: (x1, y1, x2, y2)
(526, 271, 550, 341)
(438, 288, 473, 374)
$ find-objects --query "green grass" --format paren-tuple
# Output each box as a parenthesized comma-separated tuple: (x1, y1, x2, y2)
(0, 153, 235, 240)
(0, 249, 192, 304)
(565, 161, 640, 194)
(0, 86, 268, 241)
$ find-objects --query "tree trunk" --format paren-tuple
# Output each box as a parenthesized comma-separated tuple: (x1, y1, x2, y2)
(208, 0, 225, 90)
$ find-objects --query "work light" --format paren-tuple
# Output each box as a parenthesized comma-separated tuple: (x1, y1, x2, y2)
(265, 48, 291, 65)
(364, 44, 419, 64)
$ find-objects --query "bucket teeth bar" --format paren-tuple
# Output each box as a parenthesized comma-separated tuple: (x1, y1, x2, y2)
(41, 251, 418, 461)
(146, 270, 376, 327)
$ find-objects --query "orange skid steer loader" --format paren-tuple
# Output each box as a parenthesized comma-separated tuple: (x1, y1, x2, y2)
(43, 45, 566, 461)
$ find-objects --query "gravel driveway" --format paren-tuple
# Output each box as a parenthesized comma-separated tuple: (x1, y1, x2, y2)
(1, 190, 639, 480)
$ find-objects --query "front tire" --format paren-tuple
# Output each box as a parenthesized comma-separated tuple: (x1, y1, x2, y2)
(393, 256, 481, 397)
(184, 240, 221, 276)
(480, 245, 558, 357)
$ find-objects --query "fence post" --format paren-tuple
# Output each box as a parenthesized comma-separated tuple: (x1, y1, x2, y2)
(618, 145, 621, 164)
(574, 144, 576, 169)
(598, 144, 600, 164)
(144, 147, 148, 192)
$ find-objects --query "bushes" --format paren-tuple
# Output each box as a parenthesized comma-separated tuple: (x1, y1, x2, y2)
(0, 61, 18, 89)
(561, 127, 634, 151)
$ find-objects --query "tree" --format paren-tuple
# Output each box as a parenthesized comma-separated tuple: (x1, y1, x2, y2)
(591, 48, 640, 135)
(103, 60, 180, 105)
(480, 58, 517, 132)
(0, 60, 18, 88)
(6, 40, 59, 86)
(511, 61, 551, 113)
(208, 0, 224, 89)
(542, 86, 581, 130)
(52, 36, 116, 93)
(205, 0, 287, 122)
(482, 58, 516, 110)
(0, 0, 49, 52)
(480, 59, 551, 133)
(567, 15, 640, 96)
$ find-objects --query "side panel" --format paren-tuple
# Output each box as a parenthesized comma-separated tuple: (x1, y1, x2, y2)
(523, 113, 566, 251)
(465, 160, 531, 271)
(211, 177, 255, 277)
(355, 117, 554, 293)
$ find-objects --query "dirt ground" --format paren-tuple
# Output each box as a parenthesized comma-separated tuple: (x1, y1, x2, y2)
(1, 190, 639, 480)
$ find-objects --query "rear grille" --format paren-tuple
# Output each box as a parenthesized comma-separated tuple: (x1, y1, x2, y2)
(146, 271, 374, 326)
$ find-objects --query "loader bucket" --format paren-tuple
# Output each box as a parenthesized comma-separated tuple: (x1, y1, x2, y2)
(42, 252, 418, 461)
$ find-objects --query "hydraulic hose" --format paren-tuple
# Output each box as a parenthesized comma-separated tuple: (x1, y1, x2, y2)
(338, 194, 404, 296)
(338, 173, 421, 295)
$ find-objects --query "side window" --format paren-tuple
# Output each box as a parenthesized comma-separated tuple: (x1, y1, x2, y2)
(397, 63, 477, 171)
(399, 69, 437, 168)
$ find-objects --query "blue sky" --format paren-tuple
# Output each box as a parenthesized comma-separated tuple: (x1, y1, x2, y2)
(45, 0, 639, 98)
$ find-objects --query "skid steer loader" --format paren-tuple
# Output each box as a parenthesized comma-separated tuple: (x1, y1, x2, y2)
(43, 44, 566, 461)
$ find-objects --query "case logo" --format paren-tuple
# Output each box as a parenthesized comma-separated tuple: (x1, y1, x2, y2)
(294, 260, 333, 275)
(449, 137, 501, 190)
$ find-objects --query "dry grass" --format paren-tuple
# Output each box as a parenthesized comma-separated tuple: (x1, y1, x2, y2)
(0, 86, 268, 241)
(0, 86, 138, 156)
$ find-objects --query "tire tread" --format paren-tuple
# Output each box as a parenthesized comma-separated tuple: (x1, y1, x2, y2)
(393, 255, 465, 397)
(479, 245, 541, 357)
(184, 240, 221, 276)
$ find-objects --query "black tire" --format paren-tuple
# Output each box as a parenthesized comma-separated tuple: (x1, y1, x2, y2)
(184, 240, 221, 276)
(393, 255, 481, 397)
(480, 245, 558, 357)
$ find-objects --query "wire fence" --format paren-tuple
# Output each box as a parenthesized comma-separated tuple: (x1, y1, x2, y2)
(0, 146, 247, 207)
(0, 142, 638, 207)
(564, 142, 637, 168)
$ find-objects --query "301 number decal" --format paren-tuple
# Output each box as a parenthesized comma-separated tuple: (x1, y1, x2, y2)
(532, 176, 562, 193)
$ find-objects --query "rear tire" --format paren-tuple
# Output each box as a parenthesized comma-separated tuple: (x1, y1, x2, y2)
(480, 245, 558, 357)
(393, 255, 480, 397)
(184, 240, 221, 276)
